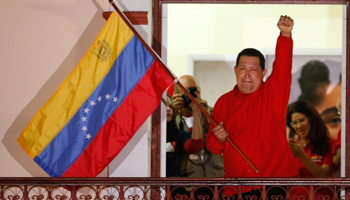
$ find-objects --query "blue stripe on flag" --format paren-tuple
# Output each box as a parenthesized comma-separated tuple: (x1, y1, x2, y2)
(34, 36, 155, 177)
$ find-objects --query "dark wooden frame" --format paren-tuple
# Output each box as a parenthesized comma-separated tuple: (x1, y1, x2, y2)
(103, 11, 148, 25)
(151, 0, 350, 178)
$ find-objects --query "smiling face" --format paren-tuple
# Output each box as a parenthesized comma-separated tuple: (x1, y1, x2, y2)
(234, 55, 267, 94)
(290, 112, 311, 140)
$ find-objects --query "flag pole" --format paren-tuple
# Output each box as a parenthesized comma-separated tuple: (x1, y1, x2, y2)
(108, 0, 258, 174)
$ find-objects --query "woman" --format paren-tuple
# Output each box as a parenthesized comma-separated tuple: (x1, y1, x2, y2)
(166, 94, 203, 177)
(286, 101, 339, 198)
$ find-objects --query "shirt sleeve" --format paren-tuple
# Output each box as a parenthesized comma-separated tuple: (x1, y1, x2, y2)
(330, 138, 341, 155)
(322, 140, 338, 166)
(267, 34, 293, 111)
(184, 138, 203, 154)
(329, 138, 341, 171)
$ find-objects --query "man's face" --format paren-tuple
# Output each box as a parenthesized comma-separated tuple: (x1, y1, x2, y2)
(234, 55, 267, 94)
(178, 78, 199, 115)
(178, 78, 199, 97)
(321, 111, 341, 140)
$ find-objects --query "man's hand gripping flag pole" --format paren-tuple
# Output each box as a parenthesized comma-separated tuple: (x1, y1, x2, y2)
(108, 0, 259, 174)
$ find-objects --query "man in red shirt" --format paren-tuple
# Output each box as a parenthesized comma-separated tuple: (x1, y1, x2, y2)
(205, 15, 299, 197)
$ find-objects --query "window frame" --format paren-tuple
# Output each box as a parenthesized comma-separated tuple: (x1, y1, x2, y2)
(151, 0, 350, 178)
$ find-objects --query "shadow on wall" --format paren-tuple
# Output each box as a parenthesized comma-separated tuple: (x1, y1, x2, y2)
(2, 0, 113, 177)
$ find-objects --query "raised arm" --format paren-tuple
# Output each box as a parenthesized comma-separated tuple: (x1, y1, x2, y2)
(277, 15, 294, 38)
(268, 15, 294, 111)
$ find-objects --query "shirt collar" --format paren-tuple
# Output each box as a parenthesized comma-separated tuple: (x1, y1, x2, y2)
(228, 83, 265, 102)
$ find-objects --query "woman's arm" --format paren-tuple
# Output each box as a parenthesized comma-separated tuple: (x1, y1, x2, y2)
(289, 139, 333, 177)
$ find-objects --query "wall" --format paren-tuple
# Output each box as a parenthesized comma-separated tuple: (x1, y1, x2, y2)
(0, 0, 153, 177)
(167, 4, 343, 78)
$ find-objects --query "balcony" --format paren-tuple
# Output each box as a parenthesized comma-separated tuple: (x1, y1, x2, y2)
(1, 177, 350, 200)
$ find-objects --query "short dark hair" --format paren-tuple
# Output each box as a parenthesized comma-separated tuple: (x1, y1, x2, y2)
(236, 48, 265, 70)
(299, 60, 330, 84)
(297, 60, 330, 106)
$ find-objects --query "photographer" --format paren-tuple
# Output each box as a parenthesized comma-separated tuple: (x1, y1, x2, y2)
(171, 75, 224, 180)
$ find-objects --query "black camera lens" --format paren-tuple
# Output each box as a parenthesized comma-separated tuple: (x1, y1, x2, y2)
(182, 87, 197, 108)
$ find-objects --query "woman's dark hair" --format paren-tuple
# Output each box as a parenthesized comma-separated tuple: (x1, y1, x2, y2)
(166, 94, 179, 142)
(236, 48, 265, 70)
(286, 101, 329, 156)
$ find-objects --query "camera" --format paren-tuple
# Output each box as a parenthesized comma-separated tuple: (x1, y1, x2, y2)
(182, 87, 197, 108)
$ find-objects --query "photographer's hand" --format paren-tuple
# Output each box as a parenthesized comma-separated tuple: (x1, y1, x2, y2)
(189, 92, 203, 140)
(172, 93, 184, 117)
(189, 92, 201, 113)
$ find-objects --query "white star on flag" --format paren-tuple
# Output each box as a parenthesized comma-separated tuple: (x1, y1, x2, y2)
(82, 126, 88, 132)
(81, 116, 87, 122)
(84, 107, 90, 114)
(97, 96, 102, 102)
(105, 93, 111, 100)
(86, 133, 92, 140)
(113, 96, 118, 103)
(90, 100, 96, 107)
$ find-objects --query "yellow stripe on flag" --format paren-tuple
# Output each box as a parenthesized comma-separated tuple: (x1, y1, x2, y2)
(17, 12, 134, 159)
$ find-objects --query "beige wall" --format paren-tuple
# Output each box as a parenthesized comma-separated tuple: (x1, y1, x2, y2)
(167, 4, 343, 77)
(0, 0, 134, 177)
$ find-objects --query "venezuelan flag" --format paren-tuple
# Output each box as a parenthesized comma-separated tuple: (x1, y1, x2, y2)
(17, 11, 173, 177)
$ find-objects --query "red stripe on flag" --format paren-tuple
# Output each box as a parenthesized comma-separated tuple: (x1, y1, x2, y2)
(62, 61, 173, 177)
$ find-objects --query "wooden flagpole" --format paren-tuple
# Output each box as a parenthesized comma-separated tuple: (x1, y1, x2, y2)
(108, 0, 259, 174)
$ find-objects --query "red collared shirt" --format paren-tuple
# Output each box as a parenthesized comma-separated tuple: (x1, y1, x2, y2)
(206, 35, 299, 181)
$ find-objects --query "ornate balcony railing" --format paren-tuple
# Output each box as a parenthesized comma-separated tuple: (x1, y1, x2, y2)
(1, 177, 350, 200)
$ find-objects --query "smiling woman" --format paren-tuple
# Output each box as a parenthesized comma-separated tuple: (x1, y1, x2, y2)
(286, 100, 340, 197)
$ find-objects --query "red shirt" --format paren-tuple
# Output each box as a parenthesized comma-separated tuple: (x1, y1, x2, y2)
(295, 139, 335, 177)
(206, 35, 299, 181)
(290, 139, 338, 199)
(337, 128, 341, 147)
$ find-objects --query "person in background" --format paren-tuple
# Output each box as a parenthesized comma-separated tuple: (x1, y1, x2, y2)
(166, 94, 203, 177)
(166, 94, 203, 198)
(318, 73, 342, 115)
(171, 75, 224, 199)
(320, 102, 341, 177)
(171, 75, 224, 179)
(297, 60, 330, 111)
(332, 101, 342, 177)
(286, 101, 339, 198)
(320, 107, 341, 140)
